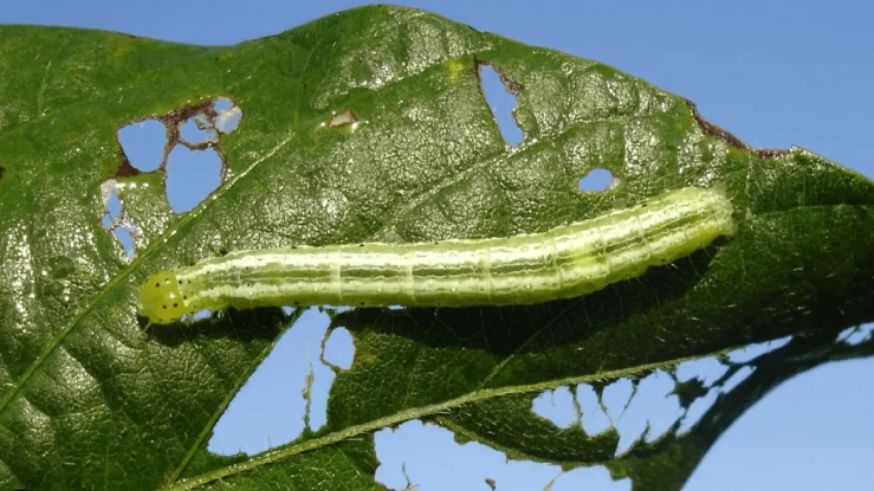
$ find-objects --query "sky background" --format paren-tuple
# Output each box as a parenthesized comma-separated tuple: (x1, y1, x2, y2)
(4, 1, 873, 490)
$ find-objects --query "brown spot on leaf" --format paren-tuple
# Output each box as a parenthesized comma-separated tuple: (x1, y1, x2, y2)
(757, 148, 791, 159)
(115, 97, 232, 178)
(685, 99, 749, 150)
(158, 98, 219, 152)
(475, 58, 524, 95)
(114, 152, 140, 178)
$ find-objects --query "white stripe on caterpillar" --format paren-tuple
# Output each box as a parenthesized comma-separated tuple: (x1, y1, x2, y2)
(137, 187, 735, 325)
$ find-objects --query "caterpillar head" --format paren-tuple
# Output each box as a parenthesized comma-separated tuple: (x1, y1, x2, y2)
(138, 271, 189, 325)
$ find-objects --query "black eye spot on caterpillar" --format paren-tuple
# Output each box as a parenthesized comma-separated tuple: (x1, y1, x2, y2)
(138, 272, 187, 324)
(137, 187, 736, 325)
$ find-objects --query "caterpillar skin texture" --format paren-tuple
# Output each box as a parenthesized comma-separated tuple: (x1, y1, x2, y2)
(138, 187, 736, 325)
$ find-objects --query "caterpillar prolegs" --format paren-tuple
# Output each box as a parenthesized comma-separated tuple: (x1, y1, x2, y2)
(137, 187, 736, 325)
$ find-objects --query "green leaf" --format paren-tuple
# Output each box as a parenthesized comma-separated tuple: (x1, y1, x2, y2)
(1, 5, 872, 491)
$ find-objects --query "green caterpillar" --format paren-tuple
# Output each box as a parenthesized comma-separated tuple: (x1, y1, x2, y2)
(137, 187, 736, 325)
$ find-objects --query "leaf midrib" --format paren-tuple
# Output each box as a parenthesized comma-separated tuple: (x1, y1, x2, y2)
(0, 131, 295, 426)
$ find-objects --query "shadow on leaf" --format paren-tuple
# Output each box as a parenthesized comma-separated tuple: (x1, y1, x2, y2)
(144, 307, 290, 346)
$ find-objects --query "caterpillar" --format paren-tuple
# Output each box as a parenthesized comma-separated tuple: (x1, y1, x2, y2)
(137, 187, 736, 325)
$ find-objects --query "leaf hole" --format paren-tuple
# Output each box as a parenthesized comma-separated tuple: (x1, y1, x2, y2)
(534, 371, 684, 457)
(165, 146, 223, 213)
(209, 308, 351, 455)
(323, 327, 354, 370)
(117, 119, 167, 172)
(112, 227, 136, 257)
(577, 168, 620, 193)
(178, 113, 219, 146)
(99, 179, 139, 257)
(838, 324, 874, 346)
(478, 64, 523, 146)
(190, 309, 212, 321)
(213, 97, 243, 134)
(374, 421, 630, 490)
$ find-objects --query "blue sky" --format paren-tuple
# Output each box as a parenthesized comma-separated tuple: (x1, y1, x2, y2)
(4, 1, 873, 490)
